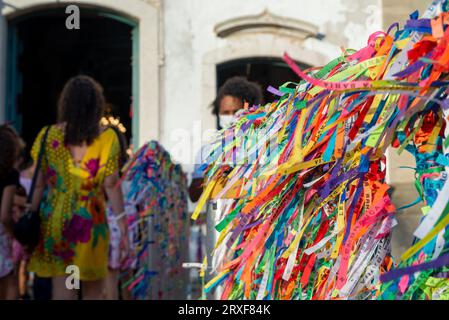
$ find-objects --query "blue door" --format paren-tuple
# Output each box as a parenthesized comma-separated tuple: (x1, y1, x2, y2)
(5, 22, 23, 132)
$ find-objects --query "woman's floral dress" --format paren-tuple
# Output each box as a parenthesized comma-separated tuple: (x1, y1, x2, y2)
(29, 125, 119, 281)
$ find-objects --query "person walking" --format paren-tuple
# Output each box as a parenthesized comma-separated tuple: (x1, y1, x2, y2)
(188, 77, 263, 299)
(28, 75, 129, 300)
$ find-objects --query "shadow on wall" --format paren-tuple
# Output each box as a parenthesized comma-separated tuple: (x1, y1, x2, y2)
(390, 183, 422, 260)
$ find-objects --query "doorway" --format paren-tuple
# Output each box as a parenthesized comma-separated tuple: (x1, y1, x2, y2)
(217, 57, 310, 104)
(6, 7, 138, 151)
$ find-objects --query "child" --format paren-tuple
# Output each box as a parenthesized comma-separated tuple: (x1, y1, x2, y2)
(12, 185, 28, 299)
(13, 155, 35, 299)
(0, 125, 22, 299)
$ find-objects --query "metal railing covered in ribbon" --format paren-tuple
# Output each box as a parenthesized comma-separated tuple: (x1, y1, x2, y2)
(120, 141, 189, 300)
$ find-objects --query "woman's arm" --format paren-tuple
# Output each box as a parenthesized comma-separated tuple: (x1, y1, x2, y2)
(1, 185, 16, 233)
(104, 172, 129, 262)
(30, 170, 46, 212)
(104, 172, 124, 218)
(189, 178, 204, 203)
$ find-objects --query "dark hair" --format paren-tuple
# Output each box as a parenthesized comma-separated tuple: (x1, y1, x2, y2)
(212, 76, 264, 117)
(108, 125, 129, 170)
(0, 125, 19, 179)
(18, 153, 33, 172)
(58, 75, 105, 145)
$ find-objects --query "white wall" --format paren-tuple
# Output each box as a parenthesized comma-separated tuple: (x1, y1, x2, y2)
(383, 0, 429, 30)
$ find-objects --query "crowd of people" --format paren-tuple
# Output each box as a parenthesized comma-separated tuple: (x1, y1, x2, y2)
(0, 73, 263, 300)
(0, 76, 129, 300)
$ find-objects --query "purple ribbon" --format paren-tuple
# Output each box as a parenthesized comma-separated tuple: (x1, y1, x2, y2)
(405, 19, 431, 29)
(393, 60, 425, 78)
(387, 22, 399, 35)
(318, 167, 359, 200)
(307, 90, 330, 107)
(267, 86, 283, 97)
(226, 209, 258, 248)
(442, 99, 449, 111)
(380, 253, 449, 283)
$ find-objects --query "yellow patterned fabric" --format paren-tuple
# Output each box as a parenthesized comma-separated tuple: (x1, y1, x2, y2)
(29, 125, 119, 281)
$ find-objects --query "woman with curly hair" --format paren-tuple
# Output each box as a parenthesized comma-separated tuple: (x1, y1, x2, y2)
(0, 125, 22, 299)
(29, 75, 129, 300)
